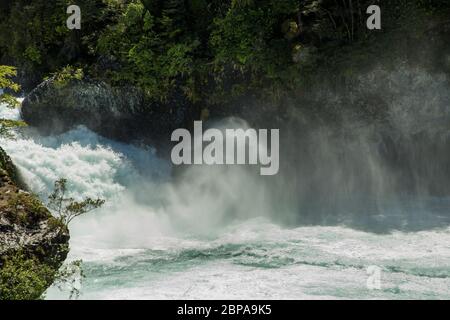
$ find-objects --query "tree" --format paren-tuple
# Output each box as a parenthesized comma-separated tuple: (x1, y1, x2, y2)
(0, 66, 26, 138)
(0, 65, 20, 107)
(48, 178, 105, 226)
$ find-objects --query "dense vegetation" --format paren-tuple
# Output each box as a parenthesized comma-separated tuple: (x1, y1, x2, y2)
(1, 0, 450, 110)
(0, 252, 56, 300)
(0, 66, 26, 138)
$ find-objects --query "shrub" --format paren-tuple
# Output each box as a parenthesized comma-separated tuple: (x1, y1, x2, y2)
(0, 252, 54, 300)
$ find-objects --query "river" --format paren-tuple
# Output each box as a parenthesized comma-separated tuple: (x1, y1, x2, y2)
(0, 100, 449, 299)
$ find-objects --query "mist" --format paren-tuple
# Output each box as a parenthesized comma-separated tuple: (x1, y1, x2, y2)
(2, 65, 450, 248)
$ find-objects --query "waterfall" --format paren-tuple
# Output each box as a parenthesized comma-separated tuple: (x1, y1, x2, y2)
(0, 105, 276, 247)
(1, 65, 449, 299)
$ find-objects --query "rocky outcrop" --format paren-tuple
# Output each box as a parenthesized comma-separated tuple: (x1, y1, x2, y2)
(0, 147, 69, 298)
(21, 77, 196, 147)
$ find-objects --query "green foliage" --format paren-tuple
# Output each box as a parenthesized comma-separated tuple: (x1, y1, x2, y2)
(48, 178, 105, 226)
(0, 120, 27, 139)
(6, 191, 48, 224)
(2, 0, 450, 105)
(0, 0, 122, 77)
(23, 46, 42, 65)
(97, 1, 203, 101)
(0, 252, 85, 300)
(0, 252, 54, 300)
(0, 94, 19, 109)
(0, 65, 26, 138)
(210, 0, 301, 100)
(0, 177, 93, 300)
(0, 66, 21, 110)
(0, 1, 67, 70)
(51, 65, 85, 88)
(0, 66, 20, 93)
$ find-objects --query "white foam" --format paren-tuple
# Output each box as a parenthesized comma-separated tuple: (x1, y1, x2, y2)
(1, 101, 449, 300)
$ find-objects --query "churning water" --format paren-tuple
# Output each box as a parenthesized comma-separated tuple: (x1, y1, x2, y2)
(1, 67, 450, 299)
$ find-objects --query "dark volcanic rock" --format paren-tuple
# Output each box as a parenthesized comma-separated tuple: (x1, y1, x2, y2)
(21, 77, 196, 147)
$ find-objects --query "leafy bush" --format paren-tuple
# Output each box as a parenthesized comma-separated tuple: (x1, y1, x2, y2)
(97, 1, 202, 101)
(0, 252, 55, 300)
(0, 65, 26, 138)
(0, 65, 20, 106)
(51, 65, 84, 88)
(0, 252, 85, 300)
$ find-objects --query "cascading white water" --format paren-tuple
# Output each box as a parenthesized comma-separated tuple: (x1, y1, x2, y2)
(1, 65, 450, 299)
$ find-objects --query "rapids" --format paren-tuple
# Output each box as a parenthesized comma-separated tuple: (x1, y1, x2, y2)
(1, 71, 449, 299)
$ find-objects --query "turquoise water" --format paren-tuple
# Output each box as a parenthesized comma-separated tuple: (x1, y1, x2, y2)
(49, 220, 450, 299)
(1, 104, 449, 300)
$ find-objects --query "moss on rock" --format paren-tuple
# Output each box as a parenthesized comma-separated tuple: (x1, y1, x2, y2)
(0, 146, 69, 300)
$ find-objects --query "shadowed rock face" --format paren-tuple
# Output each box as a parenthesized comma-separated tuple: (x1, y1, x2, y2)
(0, 147, 69, 296)
(21, 77, 195, 148)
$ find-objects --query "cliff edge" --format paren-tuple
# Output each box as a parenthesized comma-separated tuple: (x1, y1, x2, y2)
(0, 146, 69, 300)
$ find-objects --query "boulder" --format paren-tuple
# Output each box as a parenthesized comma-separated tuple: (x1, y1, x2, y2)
(21, 77, 195, 147)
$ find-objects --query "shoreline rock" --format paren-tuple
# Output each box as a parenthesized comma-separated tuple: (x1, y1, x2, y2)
(0, 146, 69, 299)
(21, 77, 196, 148)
